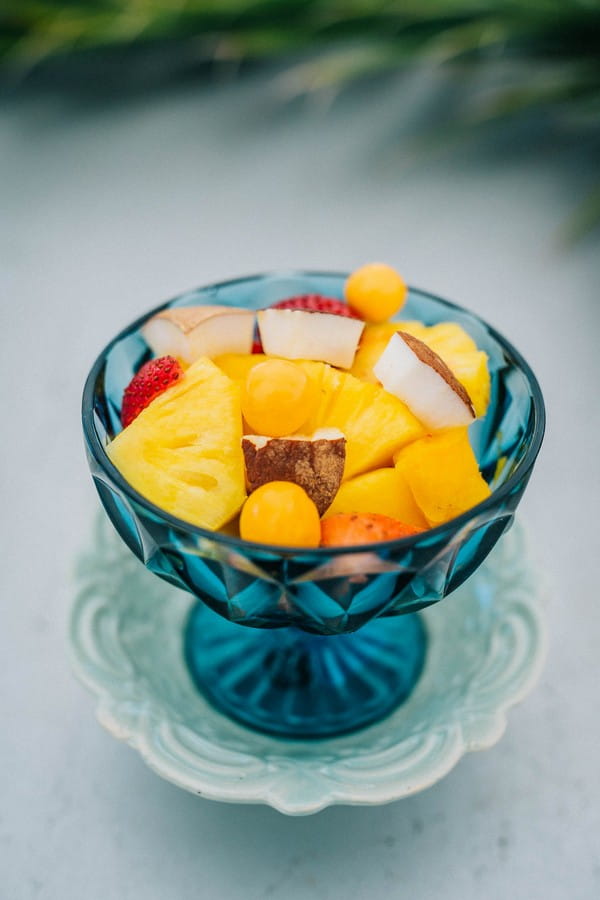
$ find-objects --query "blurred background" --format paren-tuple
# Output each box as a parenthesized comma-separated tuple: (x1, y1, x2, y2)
(1, 3, 599, 899)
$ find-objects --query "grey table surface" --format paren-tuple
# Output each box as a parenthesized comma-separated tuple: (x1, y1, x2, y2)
(1, 65, 598, 899)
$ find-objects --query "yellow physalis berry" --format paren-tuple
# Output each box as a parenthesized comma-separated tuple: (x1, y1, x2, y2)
(345, 262, 408, 323)
(239, 482, 321, 547)
(241, 359, 317, 437)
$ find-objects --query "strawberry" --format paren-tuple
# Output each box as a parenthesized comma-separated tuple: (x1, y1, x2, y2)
(320, 513, 424, 548)
(270, 294, 360, 319)
(121, 356, 184, 427)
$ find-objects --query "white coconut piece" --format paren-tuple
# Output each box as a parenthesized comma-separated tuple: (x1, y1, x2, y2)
(373, 331, 475, 430)
(257, 309, 364, 369)
(142, 305, 255, 363)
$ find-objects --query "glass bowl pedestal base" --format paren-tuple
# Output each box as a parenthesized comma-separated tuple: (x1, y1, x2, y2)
(185, 604, 426, 738)
(69, 517, 547, 814)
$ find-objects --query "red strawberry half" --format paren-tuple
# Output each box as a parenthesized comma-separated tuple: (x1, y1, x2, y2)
(270, 294, 360, 319)
(121, 355, 184, 427)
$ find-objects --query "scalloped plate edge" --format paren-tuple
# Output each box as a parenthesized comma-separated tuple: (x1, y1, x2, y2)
(68, 522, 549, 815)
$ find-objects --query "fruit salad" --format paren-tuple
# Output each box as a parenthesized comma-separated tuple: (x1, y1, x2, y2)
(108, 263, 492, 548)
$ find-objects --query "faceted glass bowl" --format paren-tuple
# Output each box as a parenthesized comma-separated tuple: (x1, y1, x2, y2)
(82, 271, 545, 738)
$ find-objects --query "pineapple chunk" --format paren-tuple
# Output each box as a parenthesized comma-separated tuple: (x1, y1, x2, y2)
(349, 323, 398, 384)
(215, 354, 424, 480)
(215, 352, 267, 383)
(435, 346, 489, 418)
(350, 321, 491, 417)
(394, 428, 491, 527)
(108, 357, 246, 530)
(405, 322, 477, 354)
(291, 361, 424, 479)
(324, 467, 428, 529)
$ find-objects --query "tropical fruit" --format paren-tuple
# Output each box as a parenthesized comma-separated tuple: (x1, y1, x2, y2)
(141, 305, 255, 363)
(241, 358, 318, 436)
(373, 331, 476, 430)
(349, 322, 419, 384)
(257, 308, 364, 368)
(242, 429, 345, 516)
(324, 467, 428, 529)
(404, 322, 490, 418)
(394, 428, 491, 527)
(299, 362, 425, 478)
(239, 482, 321, 547)
(321, 513, 423, 547)
(107, 263, 497, 547)
(344, 263, 408, 322)
(215, 354, 425, 479)
(215, 352, 266, 384)
(108, 357, 246, 530)
(350, 321, 491, 417)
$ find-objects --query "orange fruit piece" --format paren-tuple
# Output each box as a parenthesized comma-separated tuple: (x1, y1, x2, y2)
(240, 481, 321, 547)
(394, 428, 491, 527)
(323, 467, 428, 529)
(320, 513, 424, 547)
(345, 263, 408, 323)
(241, 358, 317, 437)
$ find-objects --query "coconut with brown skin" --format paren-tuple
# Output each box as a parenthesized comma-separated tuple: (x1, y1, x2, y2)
(242, 429, 346, 516)
(142, 305, 255, 363)
(373, 331, 475, 430)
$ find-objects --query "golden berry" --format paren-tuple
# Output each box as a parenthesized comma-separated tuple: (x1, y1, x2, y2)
(345, 263, 407, 323)
(241, 359, 317, 437)
(239, 482, 321, 547)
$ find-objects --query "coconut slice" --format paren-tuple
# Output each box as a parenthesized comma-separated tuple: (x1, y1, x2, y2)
(142, 305, 255, 364)
(257, 309, 364, 368)
(373, 331, 475, 430)
(242, 428, 346, 516)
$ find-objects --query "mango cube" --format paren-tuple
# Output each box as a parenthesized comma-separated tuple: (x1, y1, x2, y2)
(394, 428, 491, 527)
(324, 467, 428, 528)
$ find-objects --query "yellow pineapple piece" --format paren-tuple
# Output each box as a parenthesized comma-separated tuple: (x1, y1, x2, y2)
(348, 324, 396, 384)
(295, 361, 423, 479)
(395, 320, 431, 340)
(215, 353, 267, 383)
(215, 354, 424, 479)
(324, 467, 428, 529)
(350, 320, 491, 417)
(441, 349, 489, 417)
(108, 357, 246, 530)
(403, 321, 477, 353)
(394, 428, 491, 527)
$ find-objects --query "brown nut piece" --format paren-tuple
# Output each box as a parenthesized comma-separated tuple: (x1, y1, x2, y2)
(242, 428, 346, 516)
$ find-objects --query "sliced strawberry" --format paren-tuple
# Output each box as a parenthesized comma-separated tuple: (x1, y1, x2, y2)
(270, 294, 361, 319)
(121, 355, 183, 427)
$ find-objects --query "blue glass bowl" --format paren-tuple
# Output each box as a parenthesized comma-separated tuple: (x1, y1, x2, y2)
(82, 271, 545, 738)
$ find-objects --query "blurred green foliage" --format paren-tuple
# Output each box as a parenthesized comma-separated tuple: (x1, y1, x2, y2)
(2, 1, 599, 234)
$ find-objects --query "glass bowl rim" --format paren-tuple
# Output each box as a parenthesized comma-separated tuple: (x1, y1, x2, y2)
(82, 269, 546, 557)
